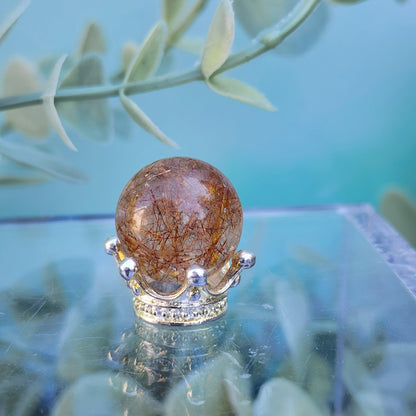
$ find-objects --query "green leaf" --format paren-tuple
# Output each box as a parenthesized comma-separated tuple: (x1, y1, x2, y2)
(2, 58, 50, 138)
(0, 0, 30, 44)
(119, 92, 178, 148)
(124, 21, 167, 83)
(163, 0, 187, 27)
(201, 0, 235, 79)
(56, 55, 111, 142)
(43, 55, 77, 151)
(380, 189, 416, 248)
(253, 378, 323, 416)
(77, 21, 106, 58)
(0, 137, 88, 182)
(207, 76, 276, 111)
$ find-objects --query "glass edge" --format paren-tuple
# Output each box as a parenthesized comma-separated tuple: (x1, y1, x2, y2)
(0, 203, 366, 225)
(342, 203, 416, 298)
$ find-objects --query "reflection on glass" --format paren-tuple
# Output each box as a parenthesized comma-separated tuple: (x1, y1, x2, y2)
(0, 208, 416, 415)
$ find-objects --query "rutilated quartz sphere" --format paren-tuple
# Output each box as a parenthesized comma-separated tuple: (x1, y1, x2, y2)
(115, 157, 243, 291)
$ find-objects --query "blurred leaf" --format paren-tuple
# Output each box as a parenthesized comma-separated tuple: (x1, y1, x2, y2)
(207, 76, 276, 111)
(43, 55, 77, 151)
(329, 0, 365, 4)
(2, 58, 49, 138)
(119, 92, 178, 148)
(175, 36, 205, 55)
(342, 349, 386, 416)
(38, 54, 74, 80)
(165, 352, 252, 416)
(234, 0, 328, 56)
(380, 189, 416, 248)
(0, 0, 30, 44)
(56, 55, 111, 142)
(277, 353, 332, 411)
(57, 299, 115, 382)
(112, 107, 132, 139)
(121, 41, 140, 72)
(201, 0, 235, 78)
(253, 378, 323, 416)
(52, 371, 162, 416)
(276, 279, 311, 379)
(0, 137, 88, 182)
(163, 0, 187, 27)
(77, 21, 106, 58)
(0, 174, 44, 186)
(124, 21, 167, 83)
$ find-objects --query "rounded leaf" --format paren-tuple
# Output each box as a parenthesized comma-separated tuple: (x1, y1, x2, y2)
(2, 58, 49, 138)
(201, 0, 235, 78)
(253, 378, 323, 416)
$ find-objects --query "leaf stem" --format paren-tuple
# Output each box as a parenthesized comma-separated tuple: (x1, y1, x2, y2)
(0, 0, 319, 112)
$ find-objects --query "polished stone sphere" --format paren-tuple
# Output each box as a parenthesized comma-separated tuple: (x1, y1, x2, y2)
(115, 157, 243, 288)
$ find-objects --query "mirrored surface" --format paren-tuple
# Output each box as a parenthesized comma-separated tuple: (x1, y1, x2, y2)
(1, 204, 415, 415)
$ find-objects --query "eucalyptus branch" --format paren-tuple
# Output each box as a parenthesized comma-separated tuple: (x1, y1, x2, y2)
(0, 0, 319, 113)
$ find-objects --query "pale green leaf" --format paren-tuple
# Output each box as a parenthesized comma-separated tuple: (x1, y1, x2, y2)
(165, 352, 252, 416)
(43, 55, 77, 151)
(253, 378, 323, 416)
(124, 21, 167, 83)
(342, 349, 386, 416)
(207, 76, 276, 111)
(56, 55, 111, 142)
(175, 36, 205, 55)
(77, 21, 106, 58)
(121, 41, 140, 72)
(0, 0, 30, 44)
(201, 0, 235, 79)
(58, 300, 114, 382)
(276, 279, 311, 380)
(120, 92, 178, 148)
(2, 58, 49, 138)
(380, 189, 416, 248)
(0, 138, 88, 182)
(163, 0, 187, 27)
(234, 0, 328, 56)
(52, 372, 162, 416)
(38, 54, 74, 79)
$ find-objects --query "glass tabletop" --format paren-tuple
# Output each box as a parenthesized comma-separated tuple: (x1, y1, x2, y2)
(1, 204, 415, 416)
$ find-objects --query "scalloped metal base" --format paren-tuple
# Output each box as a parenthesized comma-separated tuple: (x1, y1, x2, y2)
(133, 294, 227, 326)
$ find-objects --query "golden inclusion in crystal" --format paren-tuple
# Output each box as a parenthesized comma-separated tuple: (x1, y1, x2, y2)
(115, 157, 243, 287)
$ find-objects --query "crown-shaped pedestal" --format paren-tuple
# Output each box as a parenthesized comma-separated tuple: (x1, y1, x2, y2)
(105, 157, 255, 326)
(105, 236, 254, 325)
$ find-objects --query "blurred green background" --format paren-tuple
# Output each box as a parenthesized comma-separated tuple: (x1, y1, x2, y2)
(0, 0, 415, 221)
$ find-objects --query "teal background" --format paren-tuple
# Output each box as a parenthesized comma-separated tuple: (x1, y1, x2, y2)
(0, 0, 415, 217)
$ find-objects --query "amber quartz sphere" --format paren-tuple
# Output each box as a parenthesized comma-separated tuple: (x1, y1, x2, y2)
(115, 157, 243, 292)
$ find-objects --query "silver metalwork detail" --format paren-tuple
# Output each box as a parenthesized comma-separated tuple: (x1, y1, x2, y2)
(105, 235, 255, 326)
(119, 257, 137, 281)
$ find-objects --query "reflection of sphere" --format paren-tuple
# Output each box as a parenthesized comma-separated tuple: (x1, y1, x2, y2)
(115, 157, 243, 289)
(109, 318, 228, 399)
